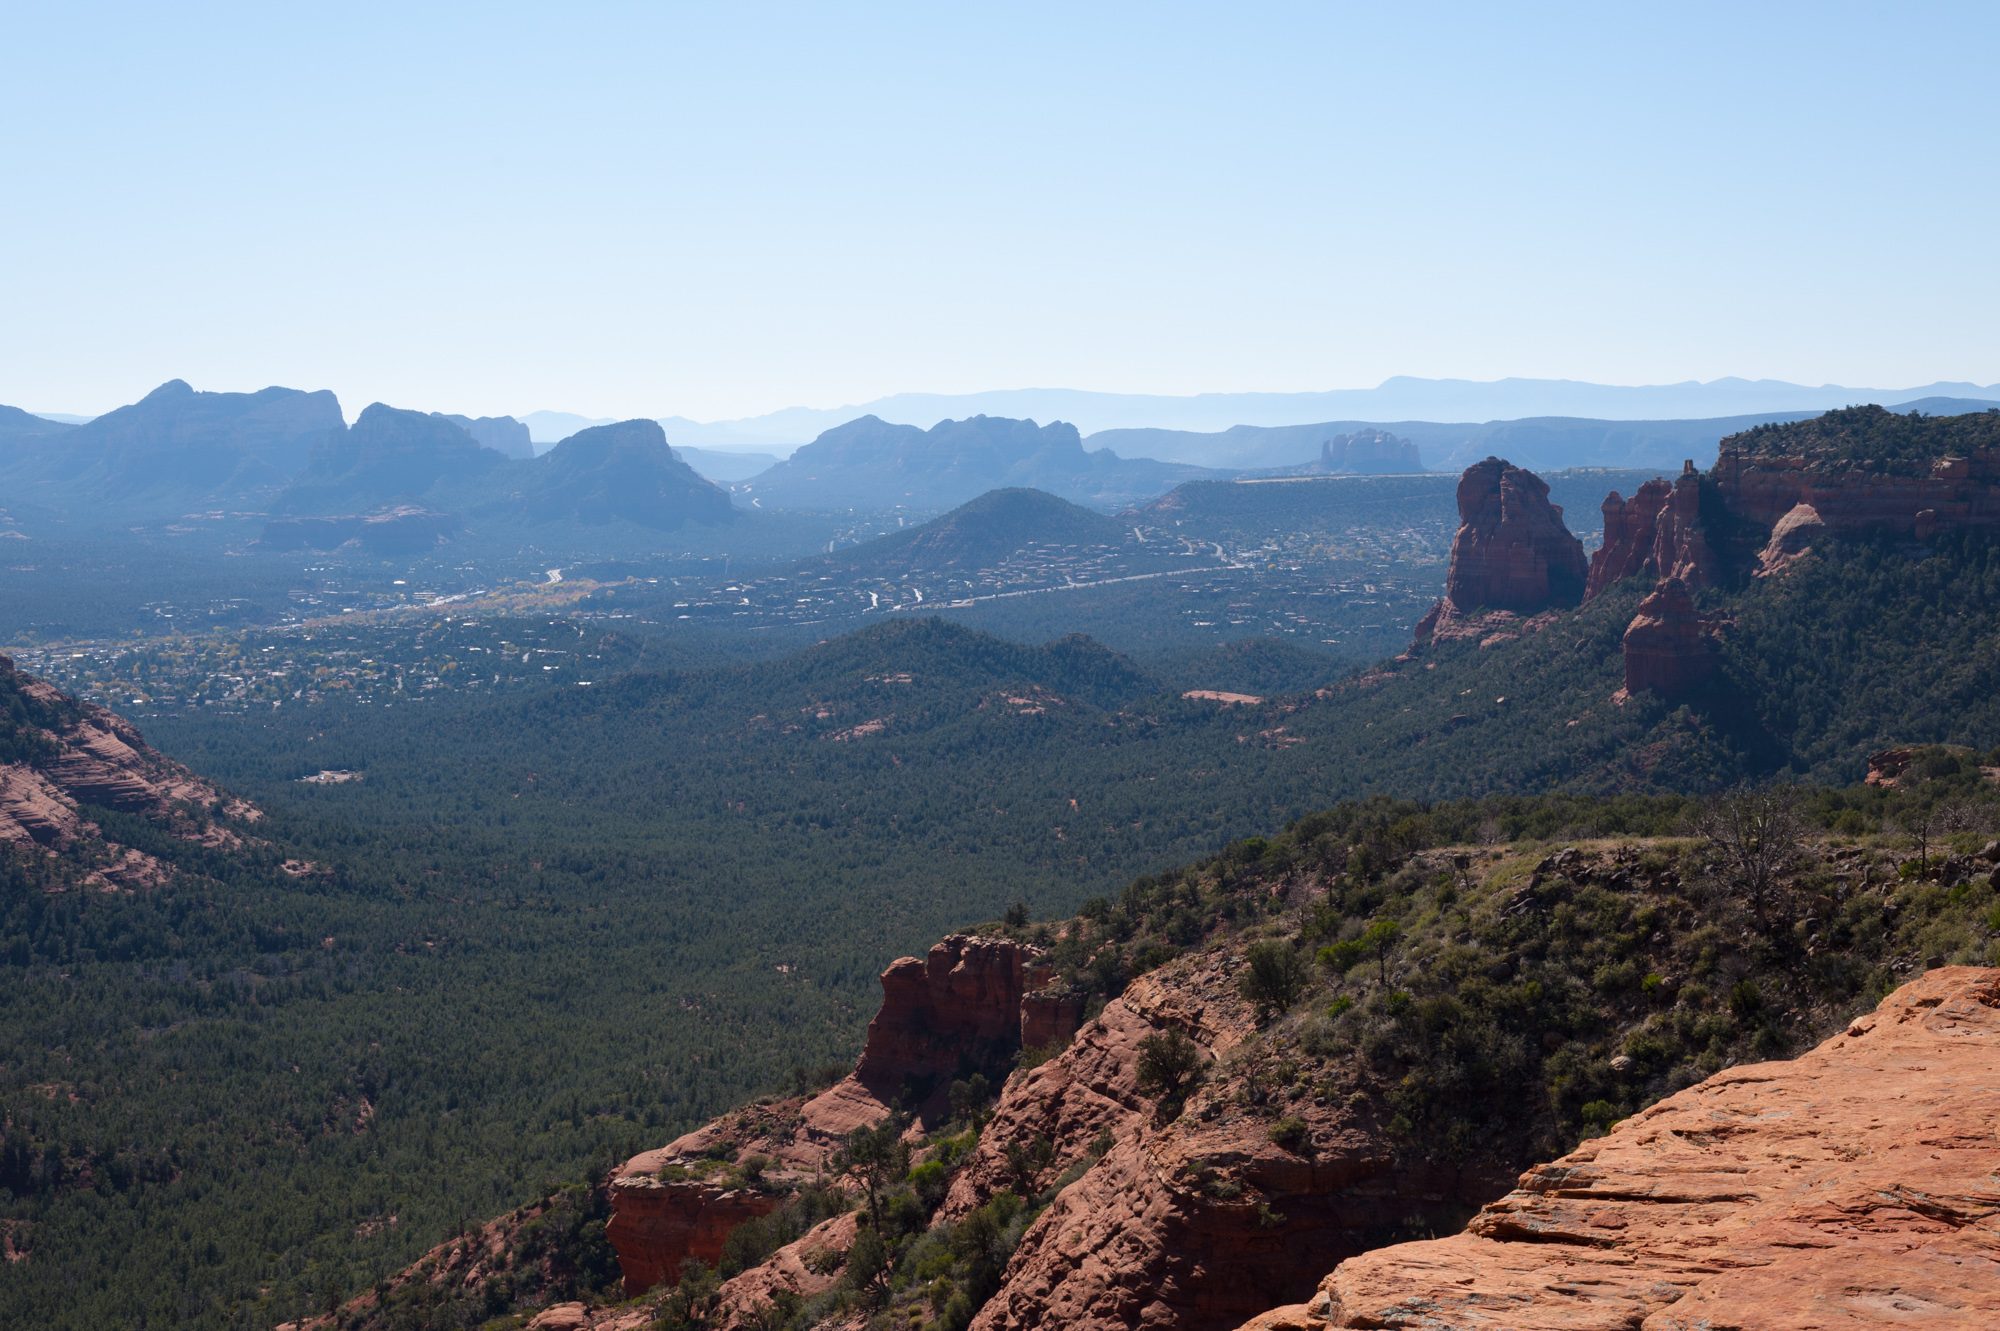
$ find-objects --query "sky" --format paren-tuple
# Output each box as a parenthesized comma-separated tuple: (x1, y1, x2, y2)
(3, 1, 1997, 422)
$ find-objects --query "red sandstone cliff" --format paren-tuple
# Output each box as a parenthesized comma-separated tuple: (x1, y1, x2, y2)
(1585, 464, 1720, 601)
(1414, 458, 1587, 644)
(1243, 965, 2000, 1330)
(0, 652, 258, 886)
(603, 934, 1074, 1297)
(942, 947, 1484, 1331)
(1712, 434, 2000, 537)
(1618, 578, 1717, 701)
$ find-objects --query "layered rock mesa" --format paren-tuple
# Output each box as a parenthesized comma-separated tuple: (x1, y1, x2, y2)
(1413, 457, 1587, 644)
(603, 934, 1077, 1297)
(0, 653, 258, 886)
(1580, 407, 2000, 700)
(1245, 965, 2000, 1330)
(1414, 408, 2000, 699)
(1713, 404, 2000, 536)
(1588, 407, 2000, 600)
(1319, 428, 1421, 474)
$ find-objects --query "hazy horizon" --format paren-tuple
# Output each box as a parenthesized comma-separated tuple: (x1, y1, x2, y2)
(6, 3, 1996, 422)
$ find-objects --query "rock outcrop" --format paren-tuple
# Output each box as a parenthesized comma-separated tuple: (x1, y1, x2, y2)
(603, 935, 1075, 1297)
(279, 403, 501, 515)
(603, 1177, 781, 1298)
(0, 654, 258, 884)
(1584, 463, 1720, 600)
(1414, 459, 1586, 644)
(1712, 423, 2000, 538)
(1247, 966, 2000, 1330)
(1579, 410, 2000, 702)
(1618, 578, 1717, 701)
(944, 950, 1481, 1331)
(1755, 499, 1827, 576)
(854, 934, 1051, 1099)
(1319, 429, 1421, 474)
(508, 419, 736, 531)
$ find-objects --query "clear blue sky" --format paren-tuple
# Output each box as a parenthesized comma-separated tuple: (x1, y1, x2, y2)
(4, 1, 1996, 421)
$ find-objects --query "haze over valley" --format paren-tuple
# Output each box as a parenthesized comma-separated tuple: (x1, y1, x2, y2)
(5, 6, 2000, 1331)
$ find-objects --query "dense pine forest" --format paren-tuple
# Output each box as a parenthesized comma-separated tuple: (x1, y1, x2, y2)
(5, 515, 2000, 1326)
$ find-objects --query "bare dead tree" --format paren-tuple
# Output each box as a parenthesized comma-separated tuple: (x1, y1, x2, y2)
(1895, 797, 1982, 875)
(1694, 786, 1806, 937)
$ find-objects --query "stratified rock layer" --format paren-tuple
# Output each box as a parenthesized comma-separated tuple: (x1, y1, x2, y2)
(1253, 966, 2000, 1330)
(1712, 436, 2000, 536)
(1415, 459, 1585, 643)
(602, 1180, 779, 1298)
(0, 653, 257, 882)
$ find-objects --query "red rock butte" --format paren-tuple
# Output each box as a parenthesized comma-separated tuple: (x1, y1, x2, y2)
(1414, 458, 1587, 643)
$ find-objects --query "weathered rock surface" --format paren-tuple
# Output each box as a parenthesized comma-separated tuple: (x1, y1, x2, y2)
(1755, 500, 1827, 576)
(603, 1176, 781, 1297)
(1585, 464, 1720, 600)
(605, 934, 1075, 1297)
(1415, 459, 1585, 644)
(1712, 432, 2000, 538)
(855, 934, 1052, 1099)
(712, 1211, 859, 1327)
(951, 950, 1481, 1331)
(0, 653, 257, 882)
(1319, 428, 1422, 475)
(1619, 578, 1717, 701)
(1253, 966, 2000, 1330)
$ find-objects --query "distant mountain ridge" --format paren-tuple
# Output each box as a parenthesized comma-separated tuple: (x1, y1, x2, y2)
(736, 414, 1214, 512)
(514, 376, 2000, 450)
(267, 415, 734, 539)
(0, 379, 344, 507)
(0, 380, 723, 535)
(279, 403, 501, 514)
(433, 413, 534, 459)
